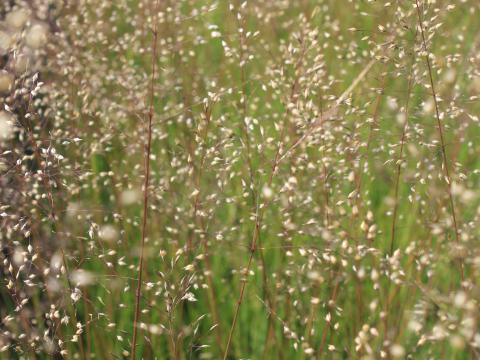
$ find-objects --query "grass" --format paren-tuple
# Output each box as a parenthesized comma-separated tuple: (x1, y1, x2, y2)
(1, 0, 480, 359)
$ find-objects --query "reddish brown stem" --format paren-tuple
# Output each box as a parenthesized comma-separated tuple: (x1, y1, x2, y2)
(131, 1, 160, 359)
(415, 0, 464, 280)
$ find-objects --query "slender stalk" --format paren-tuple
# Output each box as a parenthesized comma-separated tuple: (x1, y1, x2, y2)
(223, 218, 261, 360)
(131, 1, 160, 359)
(389, 40, 416, 255)
(302, 94, 331, 360)
(414, 0, 464, 280)
(187, 104, 225, 355)
(382, 48, 417, 348)
(223, 120, 285, 360)
(316, 280, 340, 360)
(347, 60, 388, 339)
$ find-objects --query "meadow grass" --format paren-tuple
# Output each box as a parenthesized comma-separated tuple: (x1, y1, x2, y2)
(1, 0, 480, 359)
